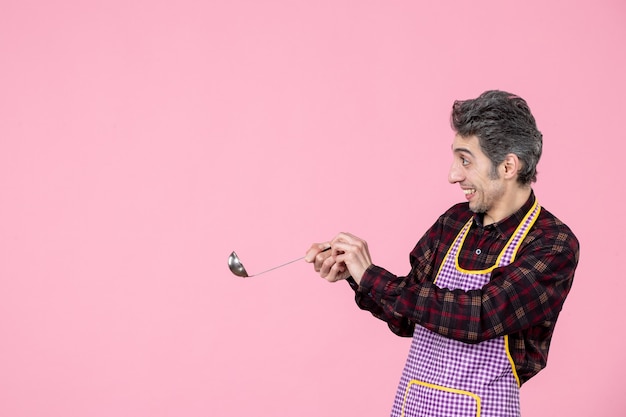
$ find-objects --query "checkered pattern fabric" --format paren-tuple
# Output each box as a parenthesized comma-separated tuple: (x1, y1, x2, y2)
(390, 204, 540, 417)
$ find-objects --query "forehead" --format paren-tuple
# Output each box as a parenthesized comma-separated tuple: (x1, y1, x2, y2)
(451, 134, 485, 158)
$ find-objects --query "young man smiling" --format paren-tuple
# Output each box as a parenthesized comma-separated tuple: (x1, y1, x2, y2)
(306, 90, 579, 417)
(450, 133, 529, 226)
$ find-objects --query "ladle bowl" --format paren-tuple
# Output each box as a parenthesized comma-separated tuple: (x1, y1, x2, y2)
(228, 251, 250, 277)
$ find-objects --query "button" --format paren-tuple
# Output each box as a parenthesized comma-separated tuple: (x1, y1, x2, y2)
(475, 249, 482, 255)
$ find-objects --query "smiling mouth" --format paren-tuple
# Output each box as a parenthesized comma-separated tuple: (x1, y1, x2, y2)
(463, 188, 476, 195)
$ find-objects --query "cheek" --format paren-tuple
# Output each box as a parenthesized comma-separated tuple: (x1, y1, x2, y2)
(470, 166, 493, 184)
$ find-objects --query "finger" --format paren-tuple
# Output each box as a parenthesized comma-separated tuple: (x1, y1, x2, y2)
(313, 249, 334, 272)
(332, 232, 360, 243)
(325, 261, 347, 282)
(330, 240, 363, 260)
(318, 254, 337, 277)
(331, 233, 367, 254)
(305, 242, 330, 263)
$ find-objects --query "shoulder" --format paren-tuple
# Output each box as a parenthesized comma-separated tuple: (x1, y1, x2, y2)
(412, 202, 472, 250)
(438, 202, 474, 228)
(418, 202, 474, 241)
(531, 205, 580, 254)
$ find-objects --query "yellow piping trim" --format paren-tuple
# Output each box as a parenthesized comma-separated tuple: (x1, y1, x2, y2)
(509, 205, 541, 263)
(455, 200, 540, 274)
(401, 379, 481, 417)
(432, 201, 541, 386)
(502, 205, 540, 388)
(433, 219, 473, 285)
(504, 335, 521, 387)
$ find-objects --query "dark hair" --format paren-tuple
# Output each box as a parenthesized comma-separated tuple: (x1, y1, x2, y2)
(450, 90, 543, 185)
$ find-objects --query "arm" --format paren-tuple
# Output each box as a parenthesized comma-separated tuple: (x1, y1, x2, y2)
(305, 216, 446, 336)
(357, 224, 579, 343)
(305, 237, 416, 336)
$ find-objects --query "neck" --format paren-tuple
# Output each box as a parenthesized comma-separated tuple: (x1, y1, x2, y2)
(483, 186, 532, 226)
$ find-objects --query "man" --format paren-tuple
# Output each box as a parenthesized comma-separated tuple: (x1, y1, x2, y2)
(305, 90, 579, 417)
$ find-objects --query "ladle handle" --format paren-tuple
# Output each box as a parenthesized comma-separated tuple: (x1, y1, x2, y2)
(253, 246, 331, 277)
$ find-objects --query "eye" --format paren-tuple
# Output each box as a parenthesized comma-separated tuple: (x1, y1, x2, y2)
(461, 157, 470, 166)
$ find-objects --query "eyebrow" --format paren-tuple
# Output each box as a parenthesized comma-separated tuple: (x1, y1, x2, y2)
(452, 146, 475, 157)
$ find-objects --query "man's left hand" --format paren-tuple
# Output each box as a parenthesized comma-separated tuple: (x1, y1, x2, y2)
(329, 232, 373, 284)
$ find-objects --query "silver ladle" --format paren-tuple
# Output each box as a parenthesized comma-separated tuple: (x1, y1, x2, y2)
(228, 247, 330, 278)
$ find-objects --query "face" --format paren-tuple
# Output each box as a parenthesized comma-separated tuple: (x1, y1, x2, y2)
(448, 134, 505, 215)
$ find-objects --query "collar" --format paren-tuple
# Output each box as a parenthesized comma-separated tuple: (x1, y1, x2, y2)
(473, 191, 536, 238)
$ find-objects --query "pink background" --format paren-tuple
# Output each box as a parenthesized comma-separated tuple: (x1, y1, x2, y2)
(1, 1, 624, 416)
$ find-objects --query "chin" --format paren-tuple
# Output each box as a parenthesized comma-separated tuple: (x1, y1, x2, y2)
(469, 203, 488, 214)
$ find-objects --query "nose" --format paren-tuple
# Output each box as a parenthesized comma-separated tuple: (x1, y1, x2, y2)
(448, 161, 463, 184)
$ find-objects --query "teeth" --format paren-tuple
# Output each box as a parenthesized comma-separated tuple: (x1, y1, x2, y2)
(463, 189, 475, 195)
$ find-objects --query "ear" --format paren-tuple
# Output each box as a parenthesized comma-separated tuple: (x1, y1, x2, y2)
(502, 153, 521, 180)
